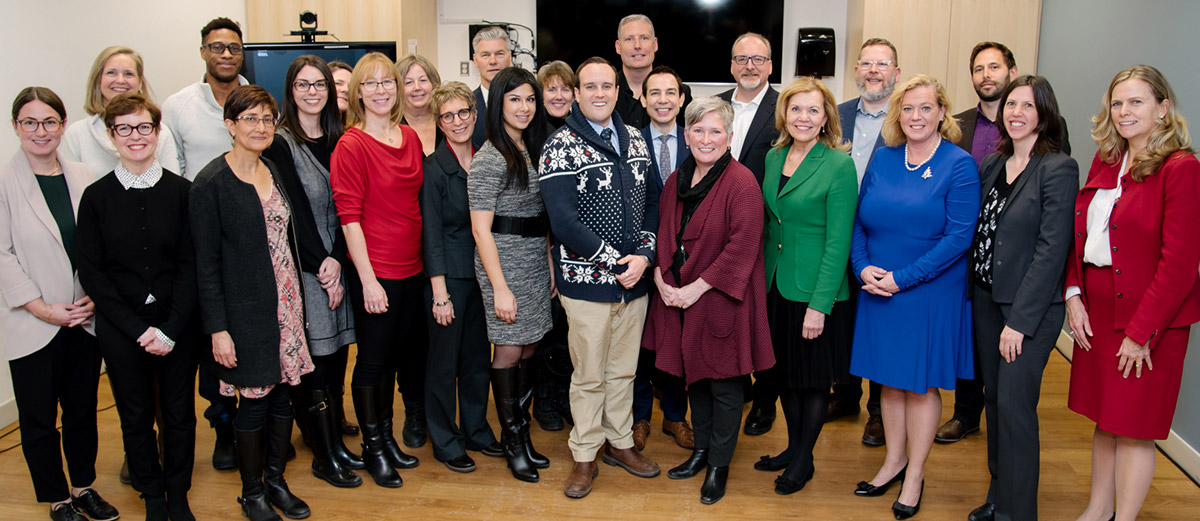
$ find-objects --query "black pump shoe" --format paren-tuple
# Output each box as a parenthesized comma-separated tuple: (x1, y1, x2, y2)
(891, 480, 924, 520)
(699, 465, 729, 504)
(668, 449, 708, 479)
(855, 464, 907, 497)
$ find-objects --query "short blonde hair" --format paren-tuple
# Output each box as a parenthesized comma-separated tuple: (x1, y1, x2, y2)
(84, 46, 152, 116)
(346, 52, 403, 129)
(430, 81, 476, 116)
(881, 74, 960, 147)
(773, 77, 849, 152)
(1092, 65, 1193, 182)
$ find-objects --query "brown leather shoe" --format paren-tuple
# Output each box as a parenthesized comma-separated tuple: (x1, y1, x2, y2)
(563, 460, 599, 499)
(602, 444, 661, 477)
(935, 418, 979, 443)
(862, 414, 886, 446)
(661, 420, 695, 449)
(825, 397, 861, 422)
(632, 419, 650, 451)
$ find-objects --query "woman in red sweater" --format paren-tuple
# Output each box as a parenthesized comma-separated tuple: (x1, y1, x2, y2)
(330, 52, 424, 488)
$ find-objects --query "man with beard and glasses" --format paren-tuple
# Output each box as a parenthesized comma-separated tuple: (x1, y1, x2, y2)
(162, 17, 248, 180)
(829, 38, 901, 448)
(160, 17, 249, 472)
(717, 32, 779, 186)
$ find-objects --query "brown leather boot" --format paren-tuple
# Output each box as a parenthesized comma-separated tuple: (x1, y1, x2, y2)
(632, 420, 650, 451)
(602, 444, 660, 477)
(563, 460, 599, 499)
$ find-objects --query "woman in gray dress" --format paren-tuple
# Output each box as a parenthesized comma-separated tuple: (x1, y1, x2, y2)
(468, 67, 553, 483)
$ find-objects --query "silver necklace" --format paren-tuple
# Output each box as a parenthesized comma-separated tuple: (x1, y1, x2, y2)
(904, 136, 941, 171)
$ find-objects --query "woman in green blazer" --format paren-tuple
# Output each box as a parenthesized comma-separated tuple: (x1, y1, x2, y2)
(757, 77, 858, 495)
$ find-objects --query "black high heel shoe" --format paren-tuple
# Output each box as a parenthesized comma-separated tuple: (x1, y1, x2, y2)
(854, 464, 907, 496)
(891, 480, 924, 520)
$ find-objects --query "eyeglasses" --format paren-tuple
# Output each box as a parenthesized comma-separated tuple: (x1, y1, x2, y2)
(361, 79, 397, 92)
(437, 108, 475, 124)
(110, 122, 157, 137)
(857, 60, 895, 70)
(16, 118, 62, 133)
(733, 55, 770, 66)
(236, 115, 277, 127)
(293, 80, 328, 92)
(203, 42, 243, 55)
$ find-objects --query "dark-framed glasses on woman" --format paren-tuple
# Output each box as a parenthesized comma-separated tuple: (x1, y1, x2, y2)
(16, 118, 62, 133)
(294, 80, 328, 92)
(110, 122, 157, 137)
(438, 108, 474, 124)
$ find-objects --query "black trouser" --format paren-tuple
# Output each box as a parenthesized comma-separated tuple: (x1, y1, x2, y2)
(97, 315, 199, 499)
(973, 286, 1061, 521)
(235, 386, 294, 431)
(830, 276, 883, 415)
(688, 377, 744, 467)
(423, 277, 497, 460)
(346, 270, 427, 390)
(632, 348, 688, 423)
(9, 327, 101, 503)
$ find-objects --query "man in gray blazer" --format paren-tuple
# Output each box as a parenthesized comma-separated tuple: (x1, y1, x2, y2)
(470, 26, 512, 148)
(829, 38, 901, 448)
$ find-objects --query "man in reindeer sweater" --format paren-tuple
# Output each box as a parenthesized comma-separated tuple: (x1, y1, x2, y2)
(539, 57, 662, 499)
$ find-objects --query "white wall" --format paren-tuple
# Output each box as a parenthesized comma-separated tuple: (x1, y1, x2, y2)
(0, 0, 247, 427)
(435, 0, 848, 102)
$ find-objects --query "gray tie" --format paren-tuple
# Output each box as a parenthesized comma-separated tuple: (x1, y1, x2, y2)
(659, 134, 672, 181)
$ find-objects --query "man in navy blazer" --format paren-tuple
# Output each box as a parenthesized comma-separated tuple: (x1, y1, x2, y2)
(470, 26, 512, 148)
(639, 66, 690, 188)
(829, 37, 901, 448)
(717, 32, 779, 186)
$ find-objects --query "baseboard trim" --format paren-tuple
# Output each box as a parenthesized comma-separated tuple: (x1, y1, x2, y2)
(0, 397, 16, 431)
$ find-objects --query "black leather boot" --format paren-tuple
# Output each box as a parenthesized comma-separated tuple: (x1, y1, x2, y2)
(326, 388, 364, 470)
(263, 415, 311, 519)
(214, 420, 238, 470)
(235, 428, 280, 521)
(667, 448, 709, 479)
(309, 390, 362, 488)
(334, 384, 359, 436)
(401, 398, 427, 448)
(492, 367, 538, 483)
(352, 386, 403, 488)
(516, 359, 549, 469)
(377, 382, 419, 469)
(700, 465, 729, 505)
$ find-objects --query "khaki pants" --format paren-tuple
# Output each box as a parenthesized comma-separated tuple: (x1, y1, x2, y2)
(559, 294, 648, 462)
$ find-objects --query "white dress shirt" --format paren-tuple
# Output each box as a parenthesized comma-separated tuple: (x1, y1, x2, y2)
(729, 85, 769, 161)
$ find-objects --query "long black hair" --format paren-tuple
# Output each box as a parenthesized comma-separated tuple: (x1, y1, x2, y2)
(278, 54, 343, 143)
(485, 67, 549, 190)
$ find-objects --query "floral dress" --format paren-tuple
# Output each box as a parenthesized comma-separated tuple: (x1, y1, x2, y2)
(220, 184, 314, 398)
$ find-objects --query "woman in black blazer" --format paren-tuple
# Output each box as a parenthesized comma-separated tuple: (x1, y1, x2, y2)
(190, 86, 314, 521)
(75, 94, 198, 521)
(966, 75, 1078, 521)
(421, 81, 502, 472)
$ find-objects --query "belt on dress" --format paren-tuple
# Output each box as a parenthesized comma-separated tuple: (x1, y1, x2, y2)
(491, 213, 549, 238)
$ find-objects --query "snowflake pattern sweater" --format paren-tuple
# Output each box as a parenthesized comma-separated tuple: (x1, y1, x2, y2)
(538, 105, 660, 302)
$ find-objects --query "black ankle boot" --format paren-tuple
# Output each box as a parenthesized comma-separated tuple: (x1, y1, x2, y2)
(214, 420, 238, 471)
(143, 494, 167, 521)
(377, 382, 419, 469)
(492, 367, 538, 483)
(165, 490, 195, 521)
(668, 448, 709, 479)
(263, 415, 311, 519)
(402, 399, 427, 448)
(309, 391, 362, 488)
(516, 359, 549, 468)
(700, 465, 729, 505)
(235, 428, 281, 521)
(352, 386, 403, 488)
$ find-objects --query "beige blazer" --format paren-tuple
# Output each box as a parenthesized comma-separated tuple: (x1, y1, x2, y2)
(0, 152, 94, 360)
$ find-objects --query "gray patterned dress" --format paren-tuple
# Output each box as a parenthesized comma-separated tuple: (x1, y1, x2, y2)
(467, 143, 553, 345)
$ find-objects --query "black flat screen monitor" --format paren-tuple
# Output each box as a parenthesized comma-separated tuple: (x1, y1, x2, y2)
(242, 42, 398, 105)
(535, 1, 784, 85)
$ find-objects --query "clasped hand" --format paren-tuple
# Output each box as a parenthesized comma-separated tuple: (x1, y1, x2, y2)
(860, 266, 899, 297)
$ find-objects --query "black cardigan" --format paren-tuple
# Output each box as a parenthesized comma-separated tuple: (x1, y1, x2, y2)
(189, 155, 305, 387)
(76, 169, 197, 342)
(261, 135, 348, 273)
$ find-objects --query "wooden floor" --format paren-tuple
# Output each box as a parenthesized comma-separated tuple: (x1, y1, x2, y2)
(1, 348, 1197, 520)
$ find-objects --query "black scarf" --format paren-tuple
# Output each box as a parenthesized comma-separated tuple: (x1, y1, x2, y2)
(672, 149, 732, 280)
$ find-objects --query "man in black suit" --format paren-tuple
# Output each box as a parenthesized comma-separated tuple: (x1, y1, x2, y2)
(630, 66, 693, 451)
(829, 38, 901, 447)
(717, 32, 779, 186)
(614, 14, 691, 130)
(715, 32, 779, 436)
(470, 25, 512, 148)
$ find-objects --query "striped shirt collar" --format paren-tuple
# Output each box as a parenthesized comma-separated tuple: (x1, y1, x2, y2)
(114, 162, 163, 190)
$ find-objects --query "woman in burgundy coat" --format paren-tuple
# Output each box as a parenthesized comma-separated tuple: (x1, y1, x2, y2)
(642, 96, 774, 505)
(1065, 65, 1200, 521)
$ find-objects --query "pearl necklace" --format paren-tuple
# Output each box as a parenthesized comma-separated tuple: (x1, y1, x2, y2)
(904, 136, 941, 171)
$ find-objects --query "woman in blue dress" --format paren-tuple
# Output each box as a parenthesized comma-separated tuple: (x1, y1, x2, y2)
(849, 74, 980, 520)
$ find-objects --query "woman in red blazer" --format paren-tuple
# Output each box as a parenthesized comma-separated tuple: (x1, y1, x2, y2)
(642, 96, 774, 505)
(1065, 65, 1200, 521)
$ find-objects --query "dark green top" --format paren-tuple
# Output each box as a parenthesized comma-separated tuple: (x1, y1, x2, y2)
(35, 173, 75, 270)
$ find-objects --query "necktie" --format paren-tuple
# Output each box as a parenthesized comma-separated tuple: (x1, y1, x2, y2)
(600, 128, 614, 149)
(659, 135, 672, 179)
